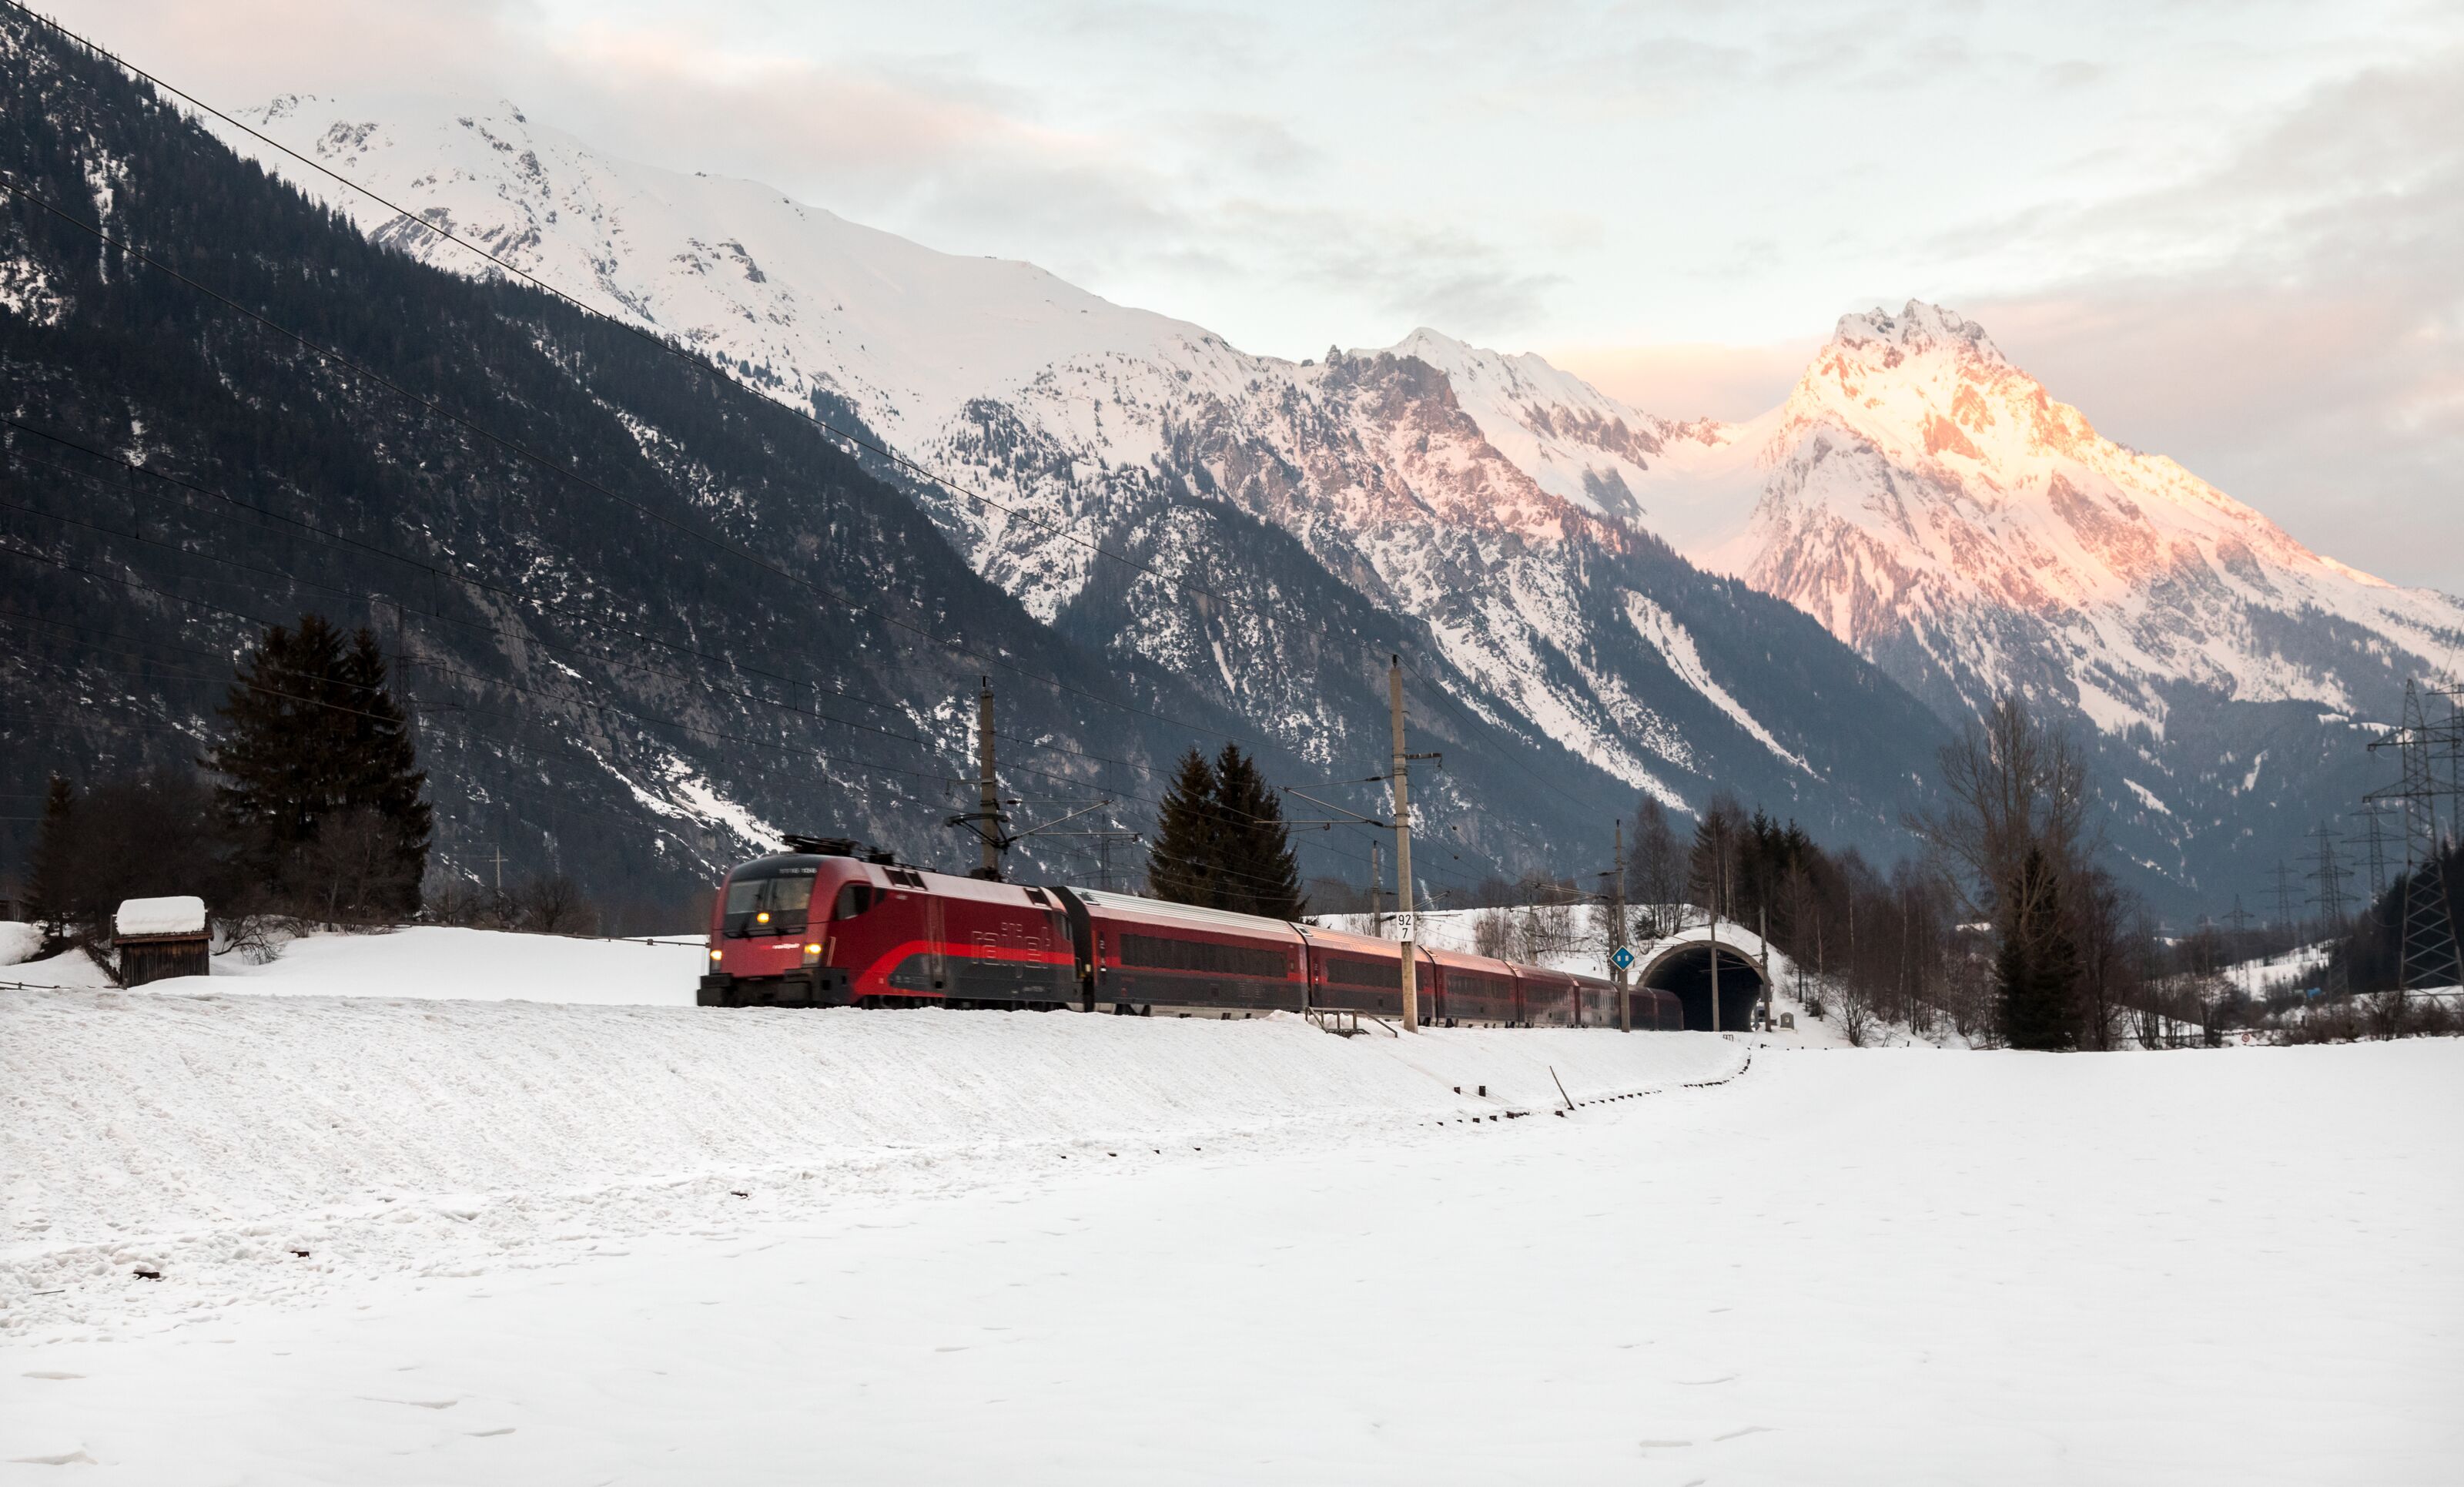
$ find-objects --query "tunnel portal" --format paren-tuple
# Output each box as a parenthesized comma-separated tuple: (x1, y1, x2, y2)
(1638, 941, 1766, 1031)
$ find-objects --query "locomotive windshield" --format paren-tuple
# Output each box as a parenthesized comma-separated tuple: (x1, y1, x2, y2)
(721, 859, 820, 936)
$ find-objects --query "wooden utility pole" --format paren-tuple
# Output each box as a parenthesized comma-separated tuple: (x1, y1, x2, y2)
(976, 678, 1001, 879)
(1388, 655, 1419, 1033)
(1612, 818, 1631, 1033)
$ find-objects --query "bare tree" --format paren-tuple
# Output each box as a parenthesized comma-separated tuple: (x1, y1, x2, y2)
(303, 807, 417, 927)
(2071, 866, 2138, 1050)
(1629, 798, 1688, 939)
(1834, 975, 1878, 1047)
(514, 873, 600, 936)
(1688, 793, 1747, 926)
(1471, 906, 1515, 962)
(1915, 694, 2092, 912)
(1520, 884, 1578, 960)
(1912, 695, 2095, 1049)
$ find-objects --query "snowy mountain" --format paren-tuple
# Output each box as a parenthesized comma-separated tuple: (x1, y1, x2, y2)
(1639, 305, 2464, 886)
(219, 95, 1942, 866)
(1388, 303, 2464, 891)
(207, 95, 2454, 905)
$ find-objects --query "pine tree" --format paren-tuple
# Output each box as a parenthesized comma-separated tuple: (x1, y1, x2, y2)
(1213, 743, 1304, 919)
(208, 614, 431, 914)
(1146, 748, 1220, 908)
(1997, 846, 2081, 1050)
(25, 775, 75, 932)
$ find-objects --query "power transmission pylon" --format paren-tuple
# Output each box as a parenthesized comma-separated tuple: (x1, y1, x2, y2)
(2366, 679, 2464, 991)
(2304, 821, 2354, 996)
(2350, 804, 2397, 900)
(2305, 822, 2351, 931)
(2271, 859, 2298, 938)
(2430, 677, 2464, 849)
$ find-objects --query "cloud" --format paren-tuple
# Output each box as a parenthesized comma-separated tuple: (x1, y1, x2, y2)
(1953, 47, 2464, 590)
(1542, 340, 1820, 423)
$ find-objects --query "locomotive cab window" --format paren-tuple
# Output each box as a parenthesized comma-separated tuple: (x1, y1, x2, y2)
(831, 883, 878, 920)
(721, 862, 819, 936)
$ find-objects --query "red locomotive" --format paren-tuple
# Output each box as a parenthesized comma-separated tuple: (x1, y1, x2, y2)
(699, 838, 1686, 1030)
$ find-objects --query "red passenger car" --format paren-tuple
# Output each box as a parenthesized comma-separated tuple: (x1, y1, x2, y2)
(1424, 946, 1518, 1026)
(1062, 888, 1308, 1013)
(1300, 925, 1413, 1019)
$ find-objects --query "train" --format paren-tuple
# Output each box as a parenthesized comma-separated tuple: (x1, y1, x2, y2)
(697, 837, 1686, 1030)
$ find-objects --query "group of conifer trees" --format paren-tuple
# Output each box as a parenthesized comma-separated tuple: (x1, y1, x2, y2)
(1144, 745, 1306, 921)
(25, 613, 431, 941)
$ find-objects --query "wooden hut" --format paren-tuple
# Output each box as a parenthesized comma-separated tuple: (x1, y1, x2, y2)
(115, 896, 210, 986)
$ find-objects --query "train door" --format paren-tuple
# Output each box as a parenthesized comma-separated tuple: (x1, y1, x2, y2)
(926, 892, 948, 994)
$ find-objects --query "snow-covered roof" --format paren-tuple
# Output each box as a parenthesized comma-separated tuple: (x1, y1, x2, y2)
(116, 896, 206, 937)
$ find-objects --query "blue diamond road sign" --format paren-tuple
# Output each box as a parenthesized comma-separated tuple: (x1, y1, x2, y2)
(1610, 946, 1635, 971)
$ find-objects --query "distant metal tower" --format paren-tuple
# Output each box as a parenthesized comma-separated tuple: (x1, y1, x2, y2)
(2350, 804, 2397, 900)
(2271, 859, 2299, 936)
(2433, 678, 2464, 849)
(2366, 680, 2464, 991)
(2305, 822, 2351, 930)
(2221, 896, 2252, 936)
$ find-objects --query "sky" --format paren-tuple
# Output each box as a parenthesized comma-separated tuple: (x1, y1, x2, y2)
(39, 0, 2464, 588)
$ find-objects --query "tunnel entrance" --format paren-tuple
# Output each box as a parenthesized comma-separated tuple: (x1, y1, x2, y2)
(1639, 941, 1766, 1031)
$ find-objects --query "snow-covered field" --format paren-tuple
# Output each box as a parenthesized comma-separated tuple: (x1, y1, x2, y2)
(4, 940, 2457, 1481)
(2223, 939, 2334, 998)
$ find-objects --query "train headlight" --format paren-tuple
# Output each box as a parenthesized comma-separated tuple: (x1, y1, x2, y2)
(756, 911, 770, 925)
(802, 943, 822, 964)
(709, 949, 723, 962)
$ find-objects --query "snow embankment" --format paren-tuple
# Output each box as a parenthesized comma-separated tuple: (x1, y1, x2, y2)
(209, 926, 705, 1003)
(0, 921, 42, 968)
(1, 926, 703, 1001)
(1, 989, 1742, 1334)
